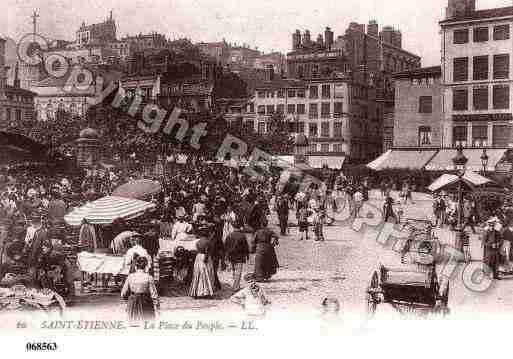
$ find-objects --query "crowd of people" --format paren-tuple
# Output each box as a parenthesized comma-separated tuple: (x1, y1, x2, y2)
(2, 157, 513, 322)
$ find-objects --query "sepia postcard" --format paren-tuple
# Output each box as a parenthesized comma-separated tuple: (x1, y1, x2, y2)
(1, 0, 513, 357)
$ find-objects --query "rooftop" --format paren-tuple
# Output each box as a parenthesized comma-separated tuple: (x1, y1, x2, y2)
(393, 65, 441, 79)
(440, 6, 513, 24)
(255, 78, 307, 90)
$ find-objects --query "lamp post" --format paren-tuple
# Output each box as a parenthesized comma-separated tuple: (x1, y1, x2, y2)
(452, 145, 468, 262)
(480, 148, 489, 176)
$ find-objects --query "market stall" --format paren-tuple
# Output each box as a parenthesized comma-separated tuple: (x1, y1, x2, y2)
(64, 197, 157, 293)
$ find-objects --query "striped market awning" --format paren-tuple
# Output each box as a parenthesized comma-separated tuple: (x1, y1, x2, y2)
(64, 196, 156, 226)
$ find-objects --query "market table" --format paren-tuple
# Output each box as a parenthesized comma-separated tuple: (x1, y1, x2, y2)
(76, 252, 130, 276)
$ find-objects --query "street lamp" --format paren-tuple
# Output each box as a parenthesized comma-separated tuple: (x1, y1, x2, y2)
(480, 148, 489, 176)
(452, 145, 468, 262)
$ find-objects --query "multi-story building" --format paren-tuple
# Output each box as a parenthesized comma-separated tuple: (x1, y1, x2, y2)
(121, 49, 218, 113)
(197, 41, 231, 65)
(0, 39, 36, 127)
(249, 67, 376, 164)
(440, 0, 513, 149)
(31, 65, 122, 121)
(369, 1, 513, 174)
(76, 12, 116, 48)
(393, 66, 443, 148)
(286, 22, 421, 158)
(109, 32, 168, 61)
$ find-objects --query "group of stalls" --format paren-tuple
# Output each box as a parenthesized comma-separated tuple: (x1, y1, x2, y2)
(367, 148, 510, 216)
(64, 179, 198, 294)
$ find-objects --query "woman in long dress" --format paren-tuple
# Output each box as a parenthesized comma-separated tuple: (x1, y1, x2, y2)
(252, 219, 279, 282)
(121, 256, 160, 323)
(188, 230, 217, 299)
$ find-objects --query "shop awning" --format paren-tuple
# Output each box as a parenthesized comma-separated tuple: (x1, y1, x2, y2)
(308, 156, 346, 169)
(425, 148, 507, 172)
(427, 171, 493, 192)
(367, 150, 437, 170)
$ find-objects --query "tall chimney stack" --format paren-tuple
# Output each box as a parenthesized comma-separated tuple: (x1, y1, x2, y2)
(317, 34, 324, 47)
(302, 30, 311, 47)
(325, 27, 334, 49)
(292, 29, 301, 50)
(367, 20, 379, 37)
(265, 64, 275, 81)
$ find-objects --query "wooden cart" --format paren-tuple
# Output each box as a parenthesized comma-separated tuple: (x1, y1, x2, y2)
(366, 220, 450, 317)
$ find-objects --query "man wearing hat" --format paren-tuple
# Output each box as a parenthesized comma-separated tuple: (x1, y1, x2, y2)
(24, 212, 50, 288)
(482, 217, 503, 279)
(224, 221, 250, 291)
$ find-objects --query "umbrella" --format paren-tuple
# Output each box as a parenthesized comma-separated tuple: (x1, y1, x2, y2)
(427, 171, 493, 192)
(112, 179, 162, 200)
(64, 196, 156, 226)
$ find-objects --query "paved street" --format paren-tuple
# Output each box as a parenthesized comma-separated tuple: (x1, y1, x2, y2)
(59, 190, 513, 325)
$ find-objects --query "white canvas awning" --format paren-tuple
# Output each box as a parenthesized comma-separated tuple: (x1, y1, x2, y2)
(427, 171, 492, 192)
(367, 150, 437, 170)
(64, 196, 156, 226)
(425, 148, 507, 172)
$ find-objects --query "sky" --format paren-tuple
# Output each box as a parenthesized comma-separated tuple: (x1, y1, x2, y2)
(2, 0, 513, 67)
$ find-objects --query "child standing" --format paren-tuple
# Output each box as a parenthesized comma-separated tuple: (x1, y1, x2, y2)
(313, 208, 326, 242)
(297, 205, 310, 241)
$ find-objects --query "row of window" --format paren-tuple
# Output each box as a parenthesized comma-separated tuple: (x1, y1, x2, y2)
(255, 120, 345, 138)
(257, 89, 306, 99)
(453, 85, 510, 111)
(453, 24, 510, 44)
(453, 54, 510, 82)
(257, 84, 345, 99)
(453, 124, 511, 147)
(418, 124, 513, 148)
(4, 107, 24, 122)
(256, 102, 344, 117)
(5, 94, 33, 104)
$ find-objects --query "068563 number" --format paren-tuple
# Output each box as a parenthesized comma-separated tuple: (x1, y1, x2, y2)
(26, 343, 58, 351)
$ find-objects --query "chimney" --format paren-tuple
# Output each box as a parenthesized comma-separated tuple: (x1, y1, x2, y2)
(265, 64, 275, 81)
(325, 27, 334, 49)
(292, 29, 301, 50)
(367, 20, 379, 37)
(317, 34, 324, 47)
(393, 30, 402, 48)
(446, 0, 476, 19)
(380, 26, 395, 45)
(302, 30, 311, 46)
(13, 62, 20, 88)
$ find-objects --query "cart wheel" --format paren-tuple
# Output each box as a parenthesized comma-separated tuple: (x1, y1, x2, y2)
(366, 271, 379, 317)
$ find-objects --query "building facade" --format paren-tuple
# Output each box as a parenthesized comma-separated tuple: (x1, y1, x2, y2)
(440, 0, 513, 148)
(285, 22, 421, 160)
(31, 66, 122, 121)
(393, 66, 443, 148)
(0, 38, 35, 127)
(76, 12, 116, 47)
(249, 71, 366, 159)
